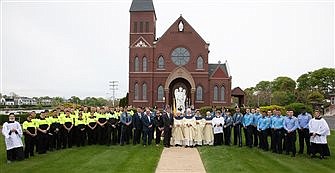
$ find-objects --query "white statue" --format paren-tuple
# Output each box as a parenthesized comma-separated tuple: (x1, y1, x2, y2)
(178, 21, 184, 32)
(174, 87, 186, 113)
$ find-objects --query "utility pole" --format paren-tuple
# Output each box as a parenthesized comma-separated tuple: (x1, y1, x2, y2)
(109, 81, 119, 107)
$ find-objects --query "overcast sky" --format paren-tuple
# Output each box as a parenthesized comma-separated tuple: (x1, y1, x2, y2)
(1, 0, 334, 99)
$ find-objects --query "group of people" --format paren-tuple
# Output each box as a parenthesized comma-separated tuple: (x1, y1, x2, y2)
(1, 105, 331, 163)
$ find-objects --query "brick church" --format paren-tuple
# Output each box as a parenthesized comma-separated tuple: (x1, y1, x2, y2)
(128, 0, 244, 109)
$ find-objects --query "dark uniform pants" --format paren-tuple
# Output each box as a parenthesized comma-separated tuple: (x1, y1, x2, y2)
(233, 124, 242, 146)
(298, 128, 310, 154)
(285, 131, 296, 156)
(37, 131, 48, 154)
(224, 126, 232, 145)
(24, 134, 35, 158)
(273, 128, 284, 153)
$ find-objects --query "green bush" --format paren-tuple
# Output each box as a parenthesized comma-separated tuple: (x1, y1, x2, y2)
(260, 105, 286, 115)
(285, 103, 313, 116)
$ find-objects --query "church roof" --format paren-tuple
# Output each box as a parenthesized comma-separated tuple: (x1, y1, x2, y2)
(130, 0, 155, 12)
(208, 63, 229, 77)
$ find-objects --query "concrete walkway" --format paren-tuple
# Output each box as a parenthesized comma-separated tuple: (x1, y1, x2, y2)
(155, 147, 206, 173)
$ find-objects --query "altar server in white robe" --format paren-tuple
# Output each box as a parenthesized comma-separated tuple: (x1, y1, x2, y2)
(203, 111, 214, 145)
(2, 113, 24, 163)
(194, 110, 205, 146)
(308, 110, 331, 159)
(212, 110, 225, 146)
(183, 108, 196, 147)
(172, 111, 184, 146)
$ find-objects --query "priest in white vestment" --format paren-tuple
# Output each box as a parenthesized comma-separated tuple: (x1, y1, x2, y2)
(2, 113, 24, 163)
(308, 110, 331, 159)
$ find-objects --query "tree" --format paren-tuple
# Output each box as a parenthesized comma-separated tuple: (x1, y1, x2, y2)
(297, 68, 335, 97)
(310, 68, 335, 96)
(52, 97, 64, 106)
(271, 91, 296, 106)
(244, 87, 257, 107)
(271, 76, 296, 92)
(255, 81, 272, 106)
(69, 96, 81, 104)
(307, 91, 324, 103)
(297, 73, 312, 91)
(119, 93, 129, 108)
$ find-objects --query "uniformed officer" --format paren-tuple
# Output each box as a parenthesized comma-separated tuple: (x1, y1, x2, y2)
(75, 112, 87, 147)
(271, 110, 285, 154)
(61, 110, 74, 149)
(22, 115, 37, 158)
(120, 107, 132, 145)
(297, 107, 312, 155)
(283, 110, 298, 157)
(87, 112, 97, 145)
(223, 110, 233, 145)
(257, 111, 271, 151)
(49, 110, 62, 150)
(243, 108, 254, 148)
(252, 108, 261, 147)
(232, 107, 243, 147)
(37, 111, 50, 154)
(96, 107, 108, 145)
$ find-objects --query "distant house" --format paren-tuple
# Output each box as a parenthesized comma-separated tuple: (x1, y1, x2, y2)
(4, 98, 15, 105)
(0, 97, 5, 105)
(40, 98, 52, 105)
(330, 94, 335, 105)
(15, 97, 38, 105)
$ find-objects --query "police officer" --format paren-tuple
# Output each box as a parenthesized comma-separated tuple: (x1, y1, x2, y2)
(223, 110, 233, 145)
(96, 108, 108, 145)
(243, 108, 254, 148)
(87, 112, 97, 145)
(120, 107, 132, 145)
(252, 108, 261, 147)
(61, 110, 74, 149)
(37, 111, 50, 154)
(257, 111, 271, 151)
(283, 110, 298, 157)
(297, 108, 312, 155)
(232, 107, 243, 147)
(22, 115, 37, 158)
(49, 110, 62, 151)
(271, 110, 285, 154)
(75, 112, 87, 147)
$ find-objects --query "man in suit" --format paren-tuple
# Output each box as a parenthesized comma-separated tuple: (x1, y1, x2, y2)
(142, 108, 154, 146)
(132, 107, 143, 145)
(162, 106, 174, 147)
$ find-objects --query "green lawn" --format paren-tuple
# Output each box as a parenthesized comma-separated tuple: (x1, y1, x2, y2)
(1, 132, 334, 173)
(0, 137, 163, 173)
(199, 130, 335, 173)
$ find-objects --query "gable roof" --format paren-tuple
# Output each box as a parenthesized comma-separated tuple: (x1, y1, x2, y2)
(155, 16, 208, 45)
(130, 0, 155, 12)
(232, 87, 245, 96)
(208, 63, 229, 77)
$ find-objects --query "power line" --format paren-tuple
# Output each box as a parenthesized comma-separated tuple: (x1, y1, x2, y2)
(109, 81, 119, 107)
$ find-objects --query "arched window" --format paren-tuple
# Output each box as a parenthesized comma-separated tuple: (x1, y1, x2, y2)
(157, 85, 164, 101)
(134, 57, 139, 72)
(197, 56, 204, 69)
(196, 86, 203, 101)
(134, 83, 139, 100)
(142, 57, 147, 72)
(220, 86, 225, 101)
(142, 83, 147, 100)
(158, 56, 165, 69)
(213, 85, 218, 101)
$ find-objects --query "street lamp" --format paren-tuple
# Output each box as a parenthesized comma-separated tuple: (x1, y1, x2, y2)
(253, 91, 260, 107)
